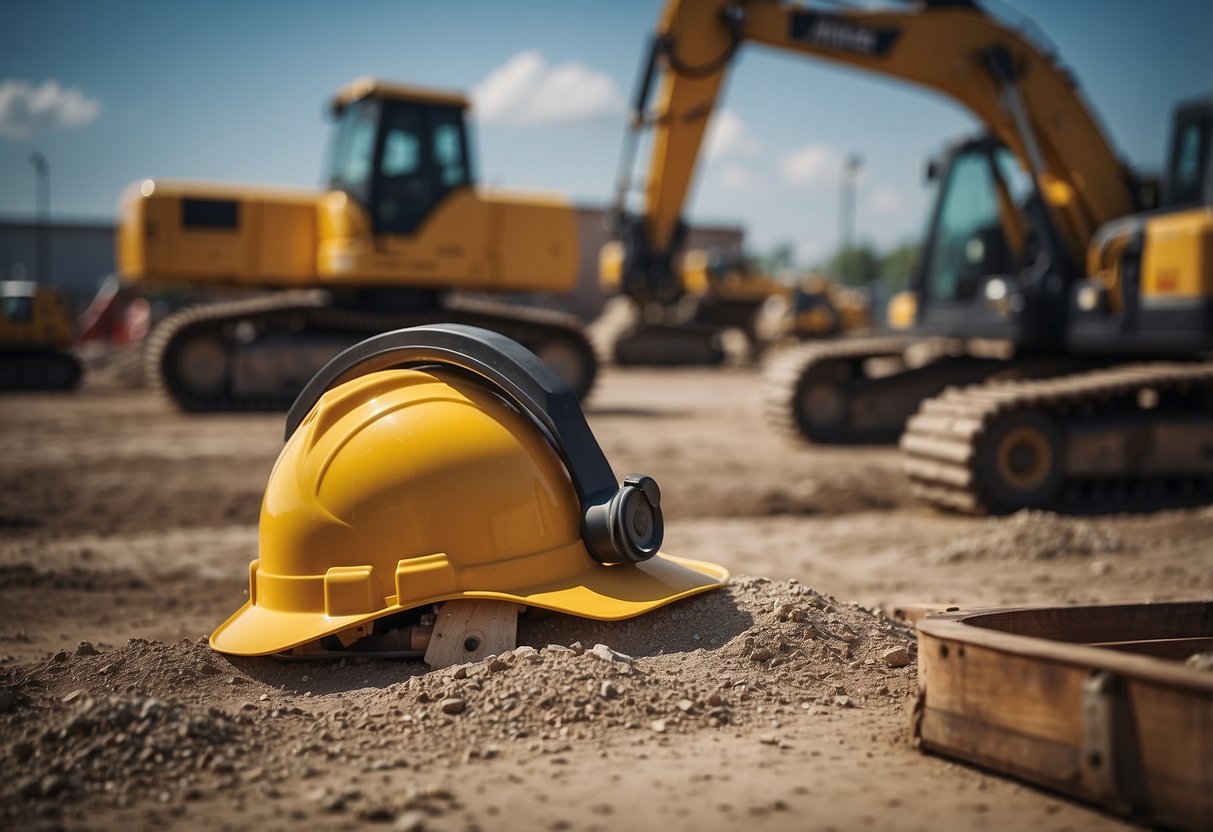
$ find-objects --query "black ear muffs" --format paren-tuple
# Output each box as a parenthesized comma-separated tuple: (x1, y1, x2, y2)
(285, 323, 663, 565)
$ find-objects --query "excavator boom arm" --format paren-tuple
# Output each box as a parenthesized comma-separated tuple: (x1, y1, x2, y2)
(619, 0, 1136, 300)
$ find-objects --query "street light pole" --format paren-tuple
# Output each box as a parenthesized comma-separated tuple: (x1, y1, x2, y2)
(838, 153, 863, 284)
(30, 152, 50, 286)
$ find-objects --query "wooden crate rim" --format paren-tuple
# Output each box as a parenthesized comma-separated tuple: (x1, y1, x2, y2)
(917, 600, 1213, 696)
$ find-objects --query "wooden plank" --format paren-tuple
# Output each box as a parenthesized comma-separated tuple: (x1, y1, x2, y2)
(916, 602, 1213, 831)
(423, 600, 522, 670)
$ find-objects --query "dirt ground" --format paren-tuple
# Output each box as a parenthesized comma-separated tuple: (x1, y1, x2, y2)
(2, 363, 1211, 831)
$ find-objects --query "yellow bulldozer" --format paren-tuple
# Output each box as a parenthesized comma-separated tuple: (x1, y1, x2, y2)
(118, 78, 597, 411)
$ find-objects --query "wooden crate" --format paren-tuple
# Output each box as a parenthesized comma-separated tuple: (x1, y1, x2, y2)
(915, 602, 1213, 830)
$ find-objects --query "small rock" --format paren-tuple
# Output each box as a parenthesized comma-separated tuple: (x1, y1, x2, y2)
(513, 645, 540, 662)
(651, 719, 667, 733)
(394, 810, 427, 832)
(486, 658, 510, 673)
(759, 734, 779, 746)
(61, 688, 87, 704)
(834, 695, 853, 708)
(588, 644, 632, 664)
(40, 775, 68, 798)
(75, 641, 98, 656)
(1186, 652, 1213, 672)
(881, 647, 910, 669)
(229, 676, 246, 685)
(52, 650, 69, 663)
(569, 641, 585, 656)
(440, 697, 466, 715)
(544, 644, 574, 656)
(676, 699, 694, 713)
(1089, 559, 1113, 577)
(750, 647, 773, 662)
(599, 682, 619, 700)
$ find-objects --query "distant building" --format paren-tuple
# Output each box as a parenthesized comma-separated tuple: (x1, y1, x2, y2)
(0, 209, 743, 320)
(0, 219, 115, 310)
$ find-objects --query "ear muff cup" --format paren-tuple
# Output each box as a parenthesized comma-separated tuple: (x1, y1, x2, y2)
(583, 475, 663, 564)
(288, 323, 662, 565)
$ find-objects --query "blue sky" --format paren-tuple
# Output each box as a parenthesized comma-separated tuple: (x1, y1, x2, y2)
(1, 0, 1209, 264)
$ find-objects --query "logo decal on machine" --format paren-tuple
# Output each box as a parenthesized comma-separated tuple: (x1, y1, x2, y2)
(788, 11, 900, 56)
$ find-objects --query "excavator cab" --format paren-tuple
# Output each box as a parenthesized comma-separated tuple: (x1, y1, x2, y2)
(325, 80, 473, 237)
(911, 135, 1068, 348)
(1069, 96, 1212, 354)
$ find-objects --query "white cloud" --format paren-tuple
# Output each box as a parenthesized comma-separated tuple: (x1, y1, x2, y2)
(778, 143, 838, 187)
(869, 184, 904, 215)
(472, 50, 624, 125)
(0, 79, 101, 140)
(718, 163, 759, 191)
(705, 109, 761, 160)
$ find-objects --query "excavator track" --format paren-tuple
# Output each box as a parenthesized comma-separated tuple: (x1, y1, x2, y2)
(612, 320, 726, 366)
(0, 350, 82, 392)
(901, 362, 1213, 515)
(146, 290, 597, 412)
(762, 335, 1061, 445)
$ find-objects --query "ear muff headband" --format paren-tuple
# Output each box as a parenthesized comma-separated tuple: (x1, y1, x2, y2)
(285, 324, 662, 564)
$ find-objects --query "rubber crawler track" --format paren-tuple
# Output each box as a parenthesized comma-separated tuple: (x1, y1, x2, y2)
(146, 291, 597, 412)
(0, 350, 81, 392)
(901, 361, 1213, 514)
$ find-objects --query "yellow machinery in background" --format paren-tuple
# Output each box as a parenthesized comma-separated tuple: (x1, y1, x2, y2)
(600, 244, 870, 363)
(612, 0, 1212, 514)
(0, 280, 81, 390)
(118, 78, 596, 411)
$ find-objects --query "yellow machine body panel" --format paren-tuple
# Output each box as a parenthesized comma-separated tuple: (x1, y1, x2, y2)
(886, 290, 918, 331)
(315, 187, 577, 291)
(1140, 206, 1213, 301)
(118, 180, 318, 286)
(0, 282, 75, 350)
(119, 180, 577, 294)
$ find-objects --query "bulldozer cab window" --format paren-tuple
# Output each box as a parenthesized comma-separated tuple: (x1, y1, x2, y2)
(371, 101, 471, 235)
(922, 148, 1018, 304)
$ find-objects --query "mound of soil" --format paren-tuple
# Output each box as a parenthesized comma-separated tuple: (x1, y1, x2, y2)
(0, 579, 916, 828)
(927, 510, 1123, 563)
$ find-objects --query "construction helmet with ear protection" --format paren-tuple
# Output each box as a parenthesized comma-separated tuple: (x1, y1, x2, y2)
(210, 324, 728, 657)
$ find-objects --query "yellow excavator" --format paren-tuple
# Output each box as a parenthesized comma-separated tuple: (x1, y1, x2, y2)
(0, 280, 81, 390)
(117, 77, 596, 410)
(601, 243, 871, 364)
(614, 0, 1212, 514)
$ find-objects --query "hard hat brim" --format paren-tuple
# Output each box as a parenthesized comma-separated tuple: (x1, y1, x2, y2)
(210, 552, 728, 657)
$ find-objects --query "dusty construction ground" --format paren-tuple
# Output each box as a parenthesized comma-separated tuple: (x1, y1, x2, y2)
(2, 365, 1211, 830)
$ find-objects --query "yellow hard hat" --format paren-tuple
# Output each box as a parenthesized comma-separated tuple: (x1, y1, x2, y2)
(211, 324, 728, 656)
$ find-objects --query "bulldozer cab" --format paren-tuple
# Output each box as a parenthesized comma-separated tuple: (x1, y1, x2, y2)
(326, 79, 473, 236)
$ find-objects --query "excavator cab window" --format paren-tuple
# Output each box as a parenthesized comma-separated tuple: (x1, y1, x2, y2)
(2, 296, 32, 324)
(921, 145, 1019, 305)
(327, 98, 380, 207)
(1165, 102, 1211, 208)
(327, 97, 473, 235)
